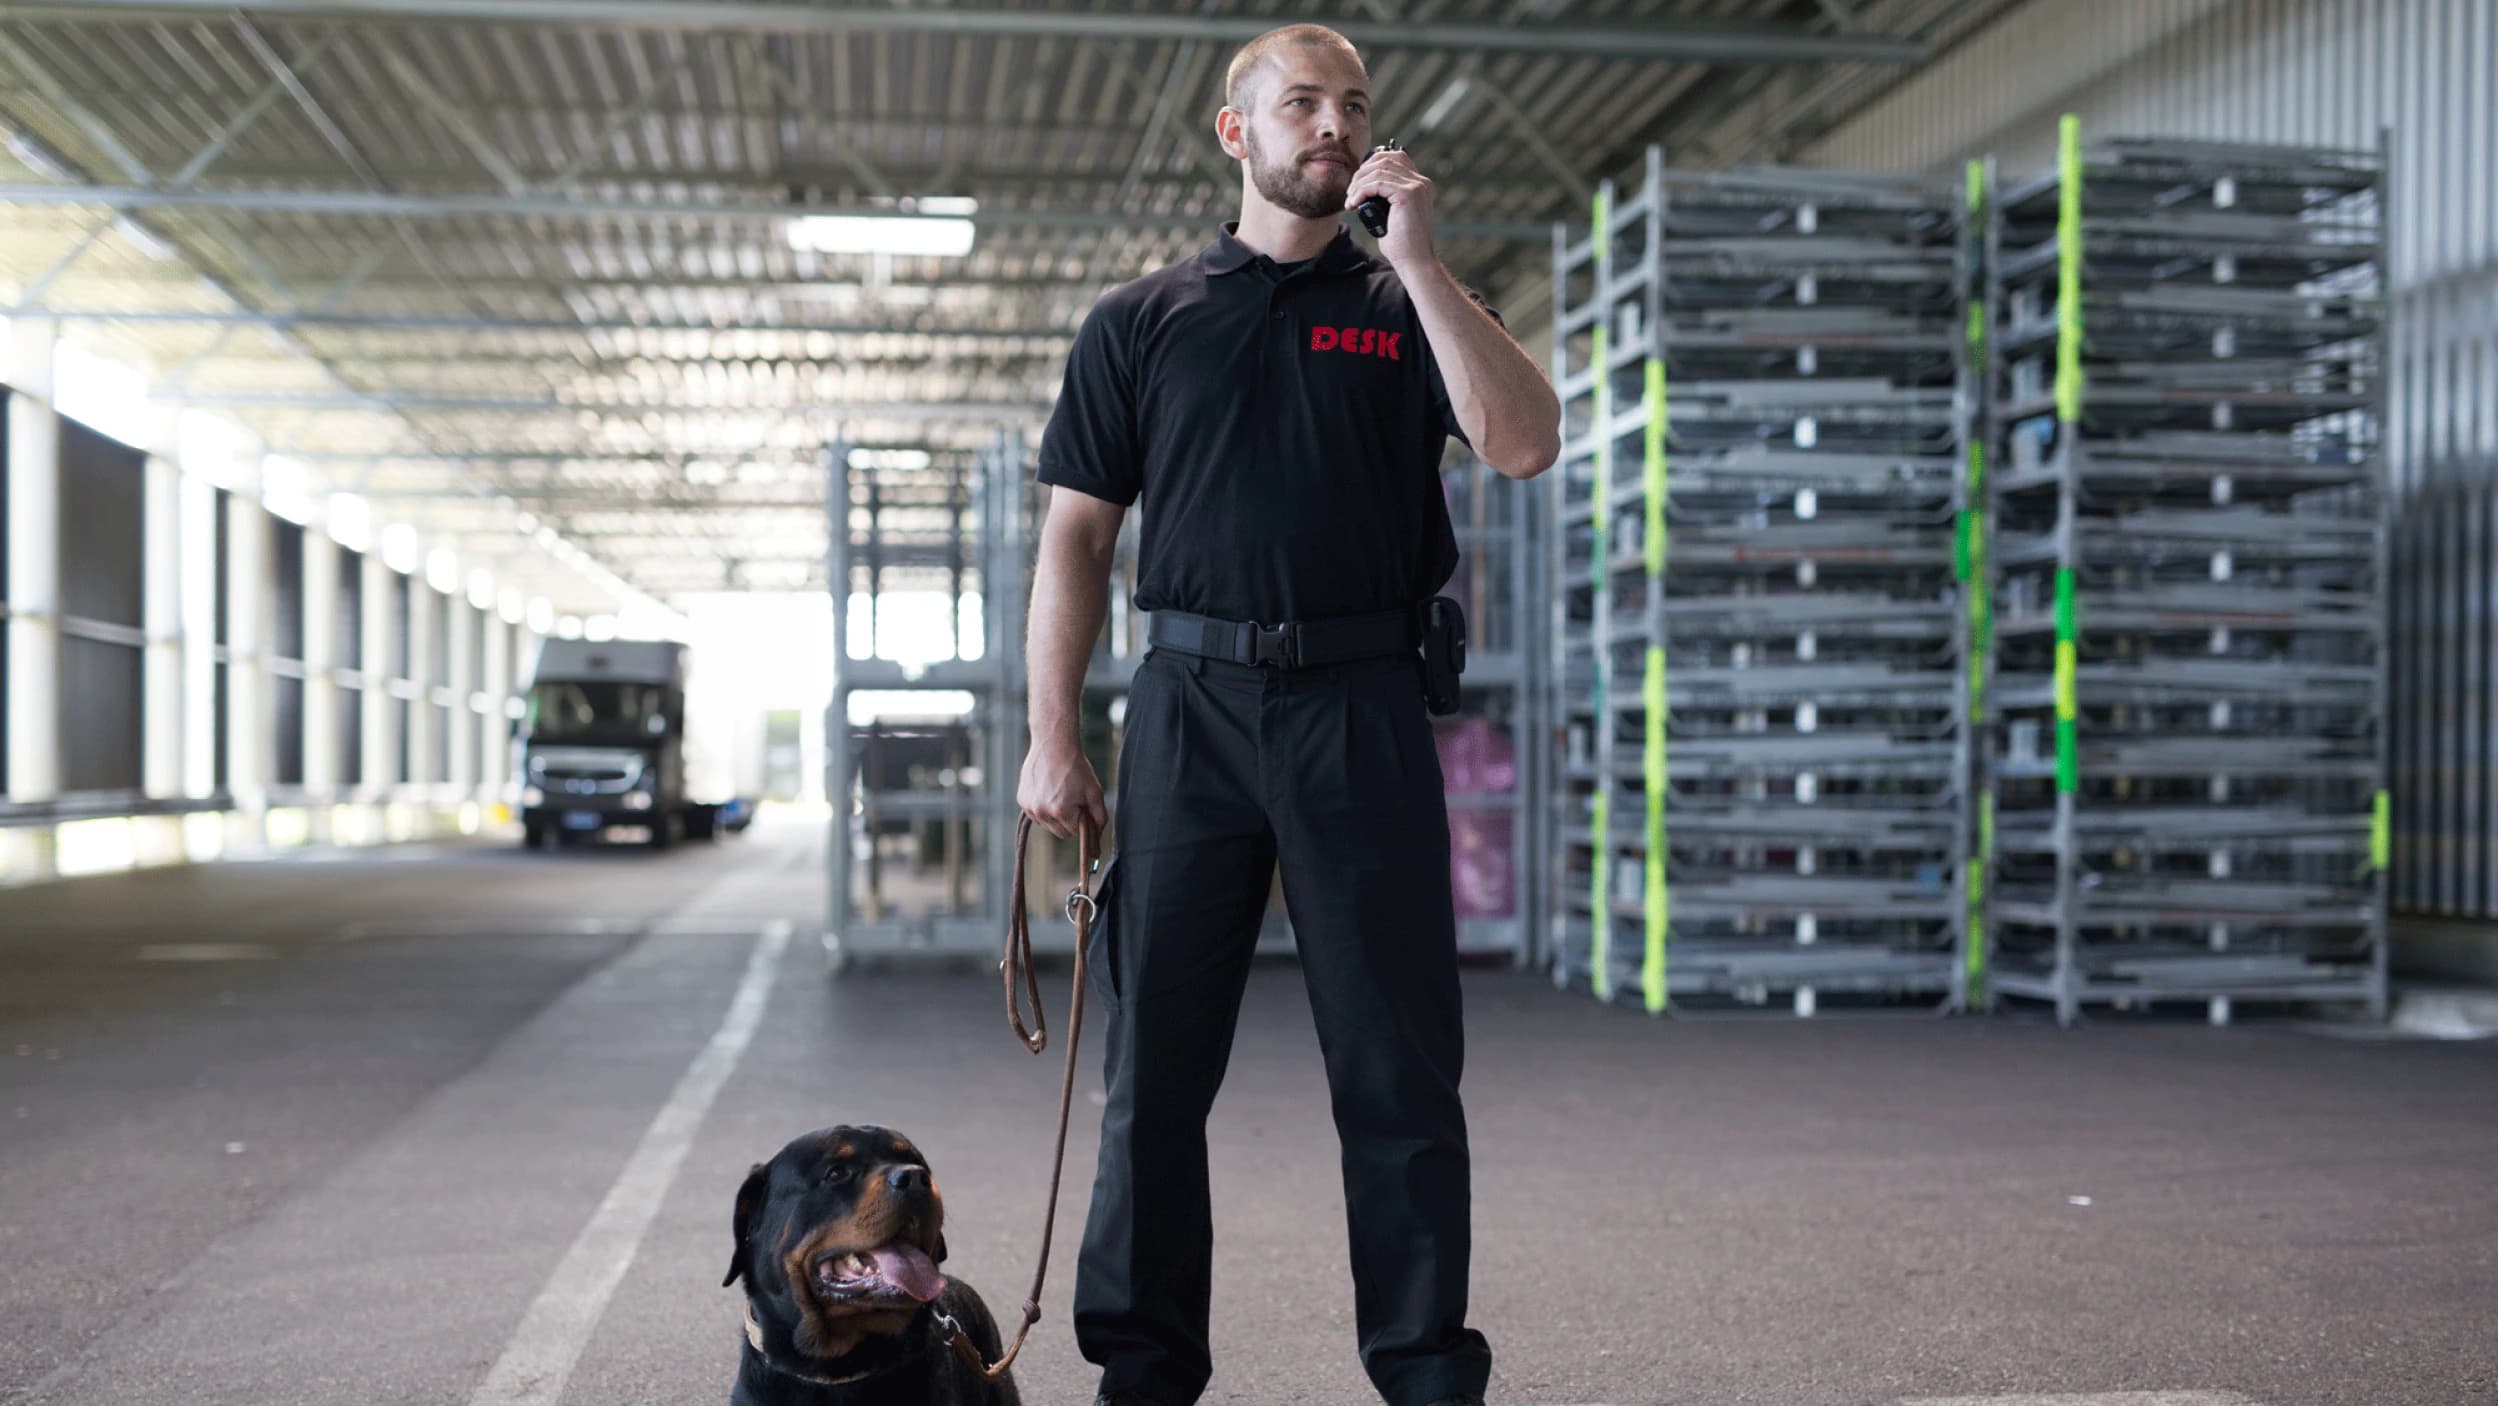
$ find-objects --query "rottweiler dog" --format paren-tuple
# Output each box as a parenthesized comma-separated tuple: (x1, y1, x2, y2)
(724, 1125, 1020, 1405)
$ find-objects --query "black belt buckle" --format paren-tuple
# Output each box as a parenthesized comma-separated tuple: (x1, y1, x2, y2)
(1251, 621, 1300, 668)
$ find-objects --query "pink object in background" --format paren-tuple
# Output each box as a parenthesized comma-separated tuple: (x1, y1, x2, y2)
(1435, 718, 1516, 919)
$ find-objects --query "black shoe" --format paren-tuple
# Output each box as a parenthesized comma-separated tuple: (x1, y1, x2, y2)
(1422, 1397, 1486, 1406)
(1092, 1395, 1166, 1406)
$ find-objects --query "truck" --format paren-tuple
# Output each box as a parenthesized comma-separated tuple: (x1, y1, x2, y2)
(514, 637, 755, 849)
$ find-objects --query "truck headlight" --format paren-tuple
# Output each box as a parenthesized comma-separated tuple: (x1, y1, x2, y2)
(623, 791, 653, 811)
(523, 785, 545, 806)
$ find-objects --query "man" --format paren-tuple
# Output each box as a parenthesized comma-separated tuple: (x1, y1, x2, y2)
(1016, 23, 1559, 1406)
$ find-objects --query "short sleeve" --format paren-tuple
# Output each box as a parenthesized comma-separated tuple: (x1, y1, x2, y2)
(1036, 300, 1144, 506)
(1425, 281, 1504, 447)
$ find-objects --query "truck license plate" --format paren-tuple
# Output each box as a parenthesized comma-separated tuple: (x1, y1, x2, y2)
(563, 811, 602, 831)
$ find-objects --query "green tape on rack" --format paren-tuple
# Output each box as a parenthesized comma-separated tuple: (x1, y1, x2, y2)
(1966, 147, 1993, 997)
(1643, 644, 1668, 1015)
(1643, 357, 1667, 578)
(2054, 567, 2077, 793)
(2055, 113, 2082, 424)
(1593, 187, 1610, 264)
(1961, 151, 1992, 736)
(1966, 160, 1988, 365)
(2372, 789, 2391, 871)
(1976, 531, 1995, 660)
(1954, 510, 1975, 582)
(1968, 792, 1995, 1001)
(1590, 791, 1612, 1000)
(1589, 286, 1611, 999)
(1968, 512, 1990, 722)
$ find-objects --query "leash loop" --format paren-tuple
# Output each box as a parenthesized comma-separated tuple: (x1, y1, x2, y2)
(946, 810, 1096, 1381)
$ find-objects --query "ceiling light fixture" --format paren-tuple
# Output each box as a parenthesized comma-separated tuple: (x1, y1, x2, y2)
(1419, 76, 1473, 133)
(788, 199, 979, 258)
(115, 216, 177, 261)
(3, 128, 73, 180)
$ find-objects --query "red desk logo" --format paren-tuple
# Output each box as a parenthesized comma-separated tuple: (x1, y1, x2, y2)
(1310, 326, 1401, 360)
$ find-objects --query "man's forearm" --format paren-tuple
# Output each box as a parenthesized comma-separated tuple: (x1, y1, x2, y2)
(1404, 258, 1561, 479)
(1026, 529, 1113, 745)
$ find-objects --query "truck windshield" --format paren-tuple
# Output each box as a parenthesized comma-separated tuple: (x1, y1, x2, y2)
(526, 681, 669, 742)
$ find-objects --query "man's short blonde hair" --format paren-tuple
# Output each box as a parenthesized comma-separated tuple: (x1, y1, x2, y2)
(1223, 24, 1364, 110)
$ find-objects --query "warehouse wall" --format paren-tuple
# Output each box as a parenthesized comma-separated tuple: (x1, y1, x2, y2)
(1809, 0, 2498, 960)
(0, 323, 548, 888)
(1813, 0, 2496, 489)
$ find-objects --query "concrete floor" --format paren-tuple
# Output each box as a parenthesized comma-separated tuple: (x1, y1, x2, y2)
(2, 817, 2494, 1406)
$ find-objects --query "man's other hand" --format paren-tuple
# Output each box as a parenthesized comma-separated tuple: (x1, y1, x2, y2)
(1020, 734, 1108, 849)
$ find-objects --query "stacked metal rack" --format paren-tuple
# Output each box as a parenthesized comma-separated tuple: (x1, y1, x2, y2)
(1548, 146, 1974, 1015)
(1438, 452, 1542, 964)
(1976, 121, 2390, 1024)
(825, 429, 1038, 968)
(825, 427, 1292, 967)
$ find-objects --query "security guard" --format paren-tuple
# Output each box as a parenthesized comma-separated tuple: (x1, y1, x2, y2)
(1017, 23, 1560, 1406)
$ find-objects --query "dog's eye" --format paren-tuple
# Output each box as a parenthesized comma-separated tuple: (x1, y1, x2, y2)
(822, 1164, 853, 1185)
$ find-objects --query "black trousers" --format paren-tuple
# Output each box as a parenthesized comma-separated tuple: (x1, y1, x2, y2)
(1072, 645, 1492, 1406)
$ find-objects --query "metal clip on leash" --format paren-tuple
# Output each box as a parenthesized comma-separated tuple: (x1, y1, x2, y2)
(934, 810, 1097, 1381)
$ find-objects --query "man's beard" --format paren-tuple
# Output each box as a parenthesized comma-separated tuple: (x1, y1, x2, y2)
(1245, 126, 1353, 221)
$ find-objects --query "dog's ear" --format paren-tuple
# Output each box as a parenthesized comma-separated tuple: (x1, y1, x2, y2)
(724, 1161, 769, 1288)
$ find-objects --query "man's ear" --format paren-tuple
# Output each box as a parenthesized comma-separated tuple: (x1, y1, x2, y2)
(1214, 106, 1246, 161)
(724, 1162, 768, 1288)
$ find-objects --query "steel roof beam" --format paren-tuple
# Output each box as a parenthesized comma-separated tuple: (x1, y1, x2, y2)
(0, 2, 1928, 65)
(3, 306, 1075, 340)
(298, 449, 961, 463)
(177, 389, 1041, 420)
(79, 273, 1124, 297)
(364, 495, 832, 510)
(221, 348, 1065, 368)
(0, 179, 1551, 240)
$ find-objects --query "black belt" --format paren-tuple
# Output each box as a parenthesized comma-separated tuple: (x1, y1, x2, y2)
(1148, 607, 1417, 670)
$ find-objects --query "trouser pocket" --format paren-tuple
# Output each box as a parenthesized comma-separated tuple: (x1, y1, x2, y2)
(1082, 854, 1124, 1009)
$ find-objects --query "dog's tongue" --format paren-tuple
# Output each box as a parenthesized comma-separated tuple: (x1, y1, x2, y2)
(870, 1245, 947, 1303)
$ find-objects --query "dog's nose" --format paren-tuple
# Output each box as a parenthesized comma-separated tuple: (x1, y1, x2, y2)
(887, 1166, 926, 1194)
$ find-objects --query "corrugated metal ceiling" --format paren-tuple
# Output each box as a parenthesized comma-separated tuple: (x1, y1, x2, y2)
(0, 0, 2016, 599)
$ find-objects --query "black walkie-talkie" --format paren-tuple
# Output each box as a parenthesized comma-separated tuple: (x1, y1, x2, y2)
(1355, 138, 1402, 237)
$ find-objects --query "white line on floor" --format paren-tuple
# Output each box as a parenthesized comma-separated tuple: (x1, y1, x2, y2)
(334, 917, 638, 941)
(133, 943, 276, 962)
(1433, 1399, 2261, 1406)
(1901, 1393, 2261, 1405)
(463, 918, 792, 1406)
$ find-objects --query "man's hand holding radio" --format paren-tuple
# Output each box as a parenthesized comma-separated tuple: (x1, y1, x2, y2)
(1347, 144, 1562, 481)
(1344, 143, 1436, 270)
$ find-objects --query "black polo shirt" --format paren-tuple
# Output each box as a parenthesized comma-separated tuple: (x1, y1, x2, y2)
(1035, 222, 1495, 626)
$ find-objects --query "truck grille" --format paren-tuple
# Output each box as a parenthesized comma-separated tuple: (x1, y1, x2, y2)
(541, 766, 637, 794)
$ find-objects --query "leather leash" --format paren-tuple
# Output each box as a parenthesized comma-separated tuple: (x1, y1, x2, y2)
(932, 810, 1097, 1380)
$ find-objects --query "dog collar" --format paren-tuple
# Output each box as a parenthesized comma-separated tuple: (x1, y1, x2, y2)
(743, 1304, 875, 1388)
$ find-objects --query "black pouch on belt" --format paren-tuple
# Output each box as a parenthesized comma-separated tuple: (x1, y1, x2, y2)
(1419, 595, 1466, 716)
